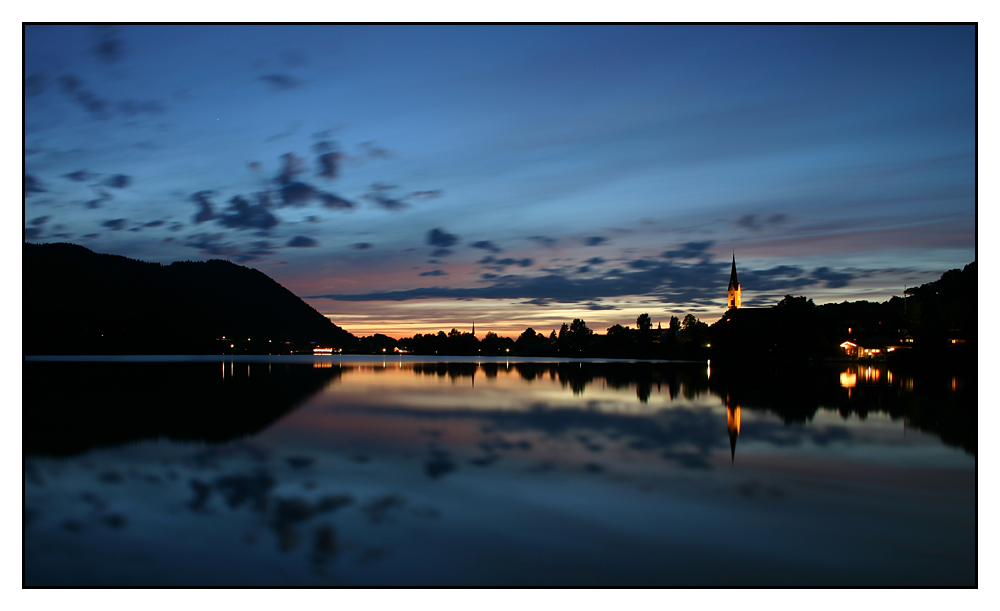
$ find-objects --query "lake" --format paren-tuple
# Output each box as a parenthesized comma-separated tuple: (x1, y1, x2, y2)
(23, 356, 976, 586)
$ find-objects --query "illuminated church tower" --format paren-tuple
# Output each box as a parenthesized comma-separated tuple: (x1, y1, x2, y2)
(727, 252, 741, 310)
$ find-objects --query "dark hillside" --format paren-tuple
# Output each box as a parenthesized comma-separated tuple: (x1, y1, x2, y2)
(24, 242, 356, 354)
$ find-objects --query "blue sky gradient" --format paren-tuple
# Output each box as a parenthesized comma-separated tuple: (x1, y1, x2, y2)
(23, 25, 976, 336)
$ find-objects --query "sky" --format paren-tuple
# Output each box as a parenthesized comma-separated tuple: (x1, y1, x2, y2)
(22, 24, 977, 338)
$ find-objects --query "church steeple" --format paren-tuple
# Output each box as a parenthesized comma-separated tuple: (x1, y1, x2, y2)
(727, 252, 741, 310)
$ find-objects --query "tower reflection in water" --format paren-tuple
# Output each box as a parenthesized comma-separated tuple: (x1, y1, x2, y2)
(726, 394, 741, 463)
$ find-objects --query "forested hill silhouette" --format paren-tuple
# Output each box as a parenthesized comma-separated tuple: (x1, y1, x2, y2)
(24, 242, 355, 355)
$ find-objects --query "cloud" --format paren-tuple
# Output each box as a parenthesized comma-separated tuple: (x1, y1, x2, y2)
(584, 236, 606, 246)
(363, 183, 408, 211)
(430, 248, 453, 258)
(478, 255, 533, 271)
(661, 240, 715, 259)
(627, 259, 657, 270)
(312, 258, 858, 306)
(811, 266, 854, 288)
(30, 216, 50, 226)
(317, 151, 341, 180)
(740, 265, 818, 292)
(103, 174, 131, 189)
(427, 228, 459, 248)
(471, 240, 503, 253)
(143, 220, 165, 227)
(419, 270, 448, 277)
(191, 191, 216, 223)
(358, 141, 393, 159)
(585, 257, 606, 265)
(58, 75, 109, 118)
(91, 25, 123, 63)
(258, 74, 303, 90)
(317, 152, 340, 179)
(25, 73, 45, 97)
(287, 236, 318, 248)
(276, 153, 306, 186)
(280, 182, 318, 206)
(319, 192, 354, 210)
(64, 170, 96, 182)
(218, 195, 279, 231)
(184, 233, 235, 257)
(409, 190, 442, 200)
(351, 242, 373, 250)
(310, 258, 728, 306)
(240, 241, 278, 261)
(84, 189, 112, 209)
(25, 174, 46, 196)
(102, 219, 127, 231)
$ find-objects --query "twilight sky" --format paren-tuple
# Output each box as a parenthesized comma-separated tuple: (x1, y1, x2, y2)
(23, 24, 976, 337)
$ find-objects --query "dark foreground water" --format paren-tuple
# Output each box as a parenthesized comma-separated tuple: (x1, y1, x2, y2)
(23, 356, 976, 586)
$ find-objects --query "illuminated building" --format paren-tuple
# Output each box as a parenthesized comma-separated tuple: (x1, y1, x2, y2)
(727, 252, 741, 310)
(839, 339, 910, 359)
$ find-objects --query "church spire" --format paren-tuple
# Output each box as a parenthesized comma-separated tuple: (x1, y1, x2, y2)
(729, 251, 739, 290)
(727, 251, 741, 310)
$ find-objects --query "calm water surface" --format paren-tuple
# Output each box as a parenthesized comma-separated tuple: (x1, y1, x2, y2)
(23, 356, 976, 586)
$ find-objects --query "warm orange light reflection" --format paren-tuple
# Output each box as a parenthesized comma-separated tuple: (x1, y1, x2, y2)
(840, 371, 857, 388)
(727, 404, 741, 435)
(726, 401, 741, 464)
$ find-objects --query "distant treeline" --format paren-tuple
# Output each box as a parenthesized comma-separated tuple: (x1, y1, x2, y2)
(358, 261, 976, 366)
(360, 312, 711, 360)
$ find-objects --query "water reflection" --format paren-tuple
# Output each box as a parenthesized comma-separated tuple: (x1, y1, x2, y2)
(25, 358, 975, 458)
(23, 361, 342, 456)
(23, 357, 975, 586)
(726, 399, 741, 463)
